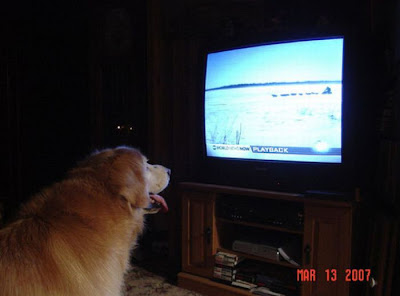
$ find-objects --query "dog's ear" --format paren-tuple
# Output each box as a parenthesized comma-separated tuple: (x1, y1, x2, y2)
(108, 148, 150, 209)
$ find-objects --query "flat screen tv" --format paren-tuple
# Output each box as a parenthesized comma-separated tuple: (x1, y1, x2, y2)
(204, 37, 344, 164)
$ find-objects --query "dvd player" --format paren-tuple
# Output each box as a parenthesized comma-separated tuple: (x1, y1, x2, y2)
(217, 195, 303, 230)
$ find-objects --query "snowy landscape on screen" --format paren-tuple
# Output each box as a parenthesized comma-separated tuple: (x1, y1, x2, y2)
(204, 38, 344, 163)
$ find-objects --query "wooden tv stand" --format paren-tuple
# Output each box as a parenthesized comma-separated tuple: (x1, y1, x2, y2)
(177, 182, 354, 296)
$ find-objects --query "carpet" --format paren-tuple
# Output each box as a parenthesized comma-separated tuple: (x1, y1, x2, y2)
(124, 265, 202, 296)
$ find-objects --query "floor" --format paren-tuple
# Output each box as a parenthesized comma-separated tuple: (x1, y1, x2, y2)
(126, 257, 202, 296)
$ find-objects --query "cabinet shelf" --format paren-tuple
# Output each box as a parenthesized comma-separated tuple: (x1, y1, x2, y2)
(217, 217, 304, 235)
(178, 272, 253, 296)
(217, 247, 301, 269)
(180, 182, 353, 296)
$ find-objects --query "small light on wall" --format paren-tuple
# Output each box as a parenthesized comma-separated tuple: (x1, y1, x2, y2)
(114, 123, 135, 136)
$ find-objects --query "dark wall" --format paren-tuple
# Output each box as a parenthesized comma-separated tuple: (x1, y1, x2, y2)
(1, 0, 149, 221)
(23, 1, 91, 183)
(89, 0, 148, 151)
(1, 1, 92, 219)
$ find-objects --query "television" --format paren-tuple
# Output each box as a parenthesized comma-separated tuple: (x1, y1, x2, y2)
(205, 37, 344, 164)
(198, 35, 367, 194)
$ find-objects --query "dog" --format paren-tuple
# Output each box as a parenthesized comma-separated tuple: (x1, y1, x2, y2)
(0, 146, 170, 296)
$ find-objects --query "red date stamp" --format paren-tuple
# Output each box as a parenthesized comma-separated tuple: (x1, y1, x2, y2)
(343, 269, 371, 282)
(297, 269, 316, 282)
(297, 269, 371, 282)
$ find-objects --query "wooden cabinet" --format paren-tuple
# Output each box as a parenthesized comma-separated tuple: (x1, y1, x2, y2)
(302, 205, 352, 296)
(178, 183, 354, 296)
(181, 191, 218, 278)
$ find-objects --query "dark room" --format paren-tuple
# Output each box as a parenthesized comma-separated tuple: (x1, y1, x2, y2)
(1, 0, 399, 295)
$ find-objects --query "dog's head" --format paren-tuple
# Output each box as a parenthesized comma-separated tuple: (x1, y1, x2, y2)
(72, 146, 170, 209)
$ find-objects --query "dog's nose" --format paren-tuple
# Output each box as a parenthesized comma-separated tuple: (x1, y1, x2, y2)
(166, 168, 171, 176)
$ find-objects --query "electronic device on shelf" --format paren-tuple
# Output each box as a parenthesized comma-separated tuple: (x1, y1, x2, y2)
(232, 240, 281, 262)
(217, 195, 303, 230)
(232, 232, 301, 266)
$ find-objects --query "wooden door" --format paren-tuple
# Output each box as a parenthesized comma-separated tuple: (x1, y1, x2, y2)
(182, 191, 217, 278)
(302, 205, 352, 296)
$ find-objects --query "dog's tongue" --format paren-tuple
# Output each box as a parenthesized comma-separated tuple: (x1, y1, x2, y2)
(149, 194, 169, 213)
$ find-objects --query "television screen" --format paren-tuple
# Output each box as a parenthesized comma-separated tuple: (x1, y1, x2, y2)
(204, 37, 344, 163)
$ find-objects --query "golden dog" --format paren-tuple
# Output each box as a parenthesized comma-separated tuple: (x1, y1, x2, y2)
(0, 146, 170, 296)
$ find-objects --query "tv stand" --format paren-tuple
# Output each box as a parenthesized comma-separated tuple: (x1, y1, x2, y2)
(177, 182, 354, 296)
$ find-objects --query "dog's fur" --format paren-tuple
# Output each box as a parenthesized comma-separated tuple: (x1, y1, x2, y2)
(0, 147, 170, 296)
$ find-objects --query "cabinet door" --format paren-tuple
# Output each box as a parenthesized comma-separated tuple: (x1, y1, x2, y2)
(182, 191, 217, 278)
(302, 205, 352, 296)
